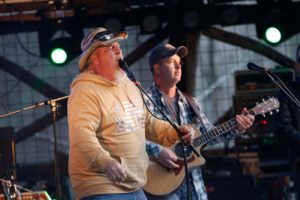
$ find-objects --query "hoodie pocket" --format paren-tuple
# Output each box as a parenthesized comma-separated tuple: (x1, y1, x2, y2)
(118, 156, 149, 189)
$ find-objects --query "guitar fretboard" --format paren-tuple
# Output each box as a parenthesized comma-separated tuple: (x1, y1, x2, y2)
(192, 108, 256, 147)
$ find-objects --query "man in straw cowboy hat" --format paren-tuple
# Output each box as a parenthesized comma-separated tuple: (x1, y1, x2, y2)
(67, 27, 195, 199)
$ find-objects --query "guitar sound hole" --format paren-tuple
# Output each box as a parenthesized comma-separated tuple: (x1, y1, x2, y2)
(174, 143, 193, 159)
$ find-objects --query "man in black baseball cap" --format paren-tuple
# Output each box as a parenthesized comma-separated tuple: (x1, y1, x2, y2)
(144, 43, 254, 200)
(149, 43, 187, 73)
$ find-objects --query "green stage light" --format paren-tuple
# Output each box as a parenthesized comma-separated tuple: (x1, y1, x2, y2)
(45, 37, 81, 66)
(38, 26, 83, 66)
(50, 48, 68, 65)
(264, 26, 282, 44)
(256, 8, 300, 46)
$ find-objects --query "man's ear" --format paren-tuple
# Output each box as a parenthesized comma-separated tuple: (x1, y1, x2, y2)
(89, 53, 98, 64)
(153, 63, 161, 74)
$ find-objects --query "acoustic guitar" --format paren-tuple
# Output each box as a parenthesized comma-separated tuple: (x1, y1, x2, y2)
(144, 97, 280, 196)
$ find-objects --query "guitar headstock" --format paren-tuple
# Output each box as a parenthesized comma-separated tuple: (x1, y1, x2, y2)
(251, 97, 280, 116)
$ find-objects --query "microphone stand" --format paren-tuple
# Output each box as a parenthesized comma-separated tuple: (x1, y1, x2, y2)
(118, 60, 199, 200)
(50, 99, 62, 200)
(247, 62, 300, 108)
(2, 175, 21, 200)
(0, 96, 69, 200)
(264, 70, 300, 108)
(1, 177, 33, 199)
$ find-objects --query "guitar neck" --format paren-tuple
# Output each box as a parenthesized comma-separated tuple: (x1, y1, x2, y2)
(192, 108, 256, 147)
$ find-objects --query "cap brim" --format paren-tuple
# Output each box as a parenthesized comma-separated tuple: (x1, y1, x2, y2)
(176, 46, 188, 58)
(78, 31, 128, 72)
(163, 46, 188, 60)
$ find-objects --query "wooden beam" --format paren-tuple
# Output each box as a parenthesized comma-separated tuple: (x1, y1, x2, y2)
(202, 26, 297, 68)
(0, 57, 66, 98)
(124, 25, 171, 66)
(0, 57, 67, 142)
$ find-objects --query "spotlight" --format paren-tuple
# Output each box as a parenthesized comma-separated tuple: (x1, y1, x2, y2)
(221, 7, 240, 25)
(140, 14, 161, 34)
(264, 26, 282, 44)
(50, 48, 67, 65)
(38, 25, 82, 66)
(142, 15, 160, 32)
(182, 10, 200, 29)
(256, 8, 299, 46)
(47, 37, 81, 66)
(104, 17, 123, 33)
(257, 22, 289, 45)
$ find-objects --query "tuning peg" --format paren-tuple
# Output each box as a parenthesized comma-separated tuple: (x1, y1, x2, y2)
(268, 108, 273, 115)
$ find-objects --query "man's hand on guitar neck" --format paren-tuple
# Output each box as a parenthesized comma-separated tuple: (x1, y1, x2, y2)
(157, 148, 179, 169)
(235, 107, 255, 133)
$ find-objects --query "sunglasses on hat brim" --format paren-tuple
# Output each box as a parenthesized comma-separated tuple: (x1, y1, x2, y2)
(93, 31, 128, 43)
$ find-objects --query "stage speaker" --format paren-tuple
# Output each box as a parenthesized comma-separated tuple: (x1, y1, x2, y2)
(0, 127, 16, 178)
(234, 68, 295, 95)
(204, 175, 257, 200)
(233, 68, 294, 135)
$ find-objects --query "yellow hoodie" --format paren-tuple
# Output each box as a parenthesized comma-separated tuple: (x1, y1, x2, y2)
(68, 71, 179, 198)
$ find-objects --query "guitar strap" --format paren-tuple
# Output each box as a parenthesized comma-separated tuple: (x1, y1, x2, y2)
(182, 92, 209, 136)
(182, 92, 203, 124)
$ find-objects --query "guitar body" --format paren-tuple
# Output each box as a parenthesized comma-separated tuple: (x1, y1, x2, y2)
(144, 97, 279, 197)
(144, 131, 206, 196)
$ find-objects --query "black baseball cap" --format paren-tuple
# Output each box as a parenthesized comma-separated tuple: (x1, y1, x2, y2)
(149, 43, 188, 72)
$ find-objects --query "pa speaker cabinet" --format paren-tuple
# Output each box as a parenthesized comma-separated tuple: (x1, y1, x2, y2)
(205, 175, 257, 200)
(234, 68, 295, 95)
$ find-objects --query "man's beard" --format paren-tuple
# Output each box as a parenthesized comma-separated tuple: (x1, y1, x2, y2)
(113, 67, 125, 82)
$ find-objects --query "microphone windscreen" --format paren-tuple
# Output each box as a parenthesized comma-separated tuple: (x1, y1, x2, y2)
(247, 62, 257, 70)
(247, 62, 267, 72)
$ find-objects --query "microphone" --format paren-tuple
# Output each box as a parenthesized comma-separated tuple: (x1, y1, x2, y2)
(247, 62, 268, 73)
(118, 59, 137, 82)
(118, 59, 128, 71)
